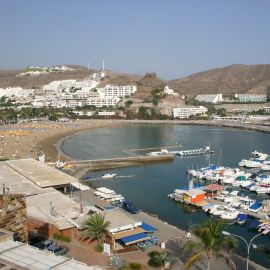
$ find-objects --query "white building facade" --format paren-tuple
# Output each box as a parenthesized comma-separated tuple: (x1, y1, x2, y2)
(173, 106, 208, 119)
(97, 85, 137, 98)
(195, 94, 223, 104)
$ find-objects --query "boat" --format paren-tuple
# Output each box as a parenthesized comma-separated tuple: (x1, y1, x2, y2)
(255, 187, 270, 194)
(248, 201, 263, 212)
(251, 151, 268, 161)
(147, 148, 169, 156)
(54, 160, 66, 169)
(101, 173, 117, 179)
(235, 213, 248, 225)
(221, 210, 240, 220)
(211, 206, 226, 216)
(261, 164, 270, 171)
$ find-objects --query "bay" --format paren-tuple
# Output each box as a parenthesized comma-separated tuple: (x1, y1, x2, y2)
(62, 124, 270, 268)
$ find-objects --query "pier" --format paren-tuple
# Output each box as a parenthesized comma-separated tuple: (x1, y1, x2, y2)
(73, 154, 174, 171)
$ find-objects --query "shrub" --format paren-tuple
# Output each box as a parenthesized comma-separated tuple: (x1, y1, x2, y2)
(148, 255, 163, 267)
(53, 233, 71, 242)
(95, 243, 103, 252)
(128, 262, 142, 270)
(148, 251, 160, 257)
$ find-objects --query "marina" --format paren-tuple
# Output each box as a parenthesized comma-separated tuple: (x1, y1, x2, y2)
(62, 124, 270, 268)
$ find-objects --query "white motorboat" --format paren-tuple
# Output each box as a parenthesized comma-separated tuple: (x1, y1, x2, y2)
(238, 159, 248, 167)
(256, 187, 270, 194)
(101, 173, 117, 179)
(261, 164, 270, 171)
(251, 151, 268, 161)
(221, 210, 240, 220)
(244, 160, 262, 168)
(211, 206, 226, 216)
(249, 185, 259, 192)
(207, 204, 220, 214)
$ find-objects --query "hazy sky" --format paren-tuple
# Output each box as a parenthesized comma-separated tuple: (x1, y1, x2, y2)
(1, 0, 270, 79)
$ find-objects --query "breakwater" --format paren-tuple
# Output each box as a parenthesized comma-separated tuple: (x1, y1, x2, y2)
(74, 154, 174, 171)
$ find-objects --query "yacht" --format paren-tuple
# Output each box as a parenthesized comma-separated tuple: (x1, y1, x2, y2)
(101, 173, 117, 179)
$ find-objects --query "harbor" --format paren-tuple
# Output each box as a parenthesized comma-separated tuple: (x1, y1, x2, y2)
(61, 124, 270, 268)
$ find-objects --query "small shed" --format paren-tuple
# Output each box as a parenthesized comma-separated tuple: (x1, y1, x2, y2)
(183, 189, 205, 204)
(203, 184, 224, 197)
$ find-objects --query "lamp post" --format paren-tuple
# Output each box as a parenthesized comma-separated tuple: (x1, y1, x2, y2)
(222, 231, 263, 270)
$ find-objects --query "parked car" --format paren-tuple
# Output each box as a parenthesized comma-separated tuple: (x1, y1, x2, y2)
(28, 234, 46, 247)
(122, 201, 139, 214)
(47, 245, 69, 256)
(150, 235, 159, 245)
(35, 240, 56, 250)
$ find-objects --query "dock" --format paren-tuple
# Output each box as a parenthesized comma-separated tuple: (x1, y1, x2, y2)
(74, 154, 174, 171)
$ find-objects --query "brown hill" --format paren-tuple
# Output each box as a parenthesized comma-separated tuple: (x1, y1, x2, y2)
(169, 64, 270, 97)
(100, 71, 166, 100)
(0, 67, 93, 88)
(1, 64, 270, 99)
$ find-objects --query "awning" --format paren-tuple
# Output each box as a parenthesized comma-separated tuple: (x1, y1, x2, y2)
(112, 227, 146, 240)
(119, 233, 150, 245)
(139, 222, 157, 232)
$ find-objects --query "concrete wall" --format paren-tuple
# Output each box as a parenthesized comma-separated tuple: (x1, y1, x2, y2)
(0, 194, 28, 242)
(27, 218, 74, 239)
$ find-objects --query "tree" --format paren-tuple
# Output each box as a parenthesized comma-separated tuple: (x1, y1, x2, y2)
(137, 106, 149, 119)
(182, 219, 237, 270)
(80, 213, 110, 250)
(124, 100, 133, 108)
(267, 86, 270, 102)
(152, 98, 159, 106)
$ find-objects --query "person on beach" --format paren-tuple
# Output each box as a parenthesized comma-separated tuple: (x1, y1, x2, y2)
(186, 231, 191, 239)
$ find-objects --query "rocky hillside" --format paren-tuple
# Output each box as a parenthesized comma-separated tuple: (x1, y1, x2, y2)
(169, 64, 270, 97)
(0, 66, 93, 88)
(1, 64, 270, 98)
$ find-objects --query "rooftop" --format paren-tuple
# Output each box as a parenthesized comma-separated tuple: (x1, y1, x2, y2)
(105, 208, 142, 233)
(203, 184, 224, 192)
(6, 159, 77, 188)
(183, 189, 206, 196)
(0, 160, 85, 230)
(27, 189, 88, 230)
(0, 239, 103, 270)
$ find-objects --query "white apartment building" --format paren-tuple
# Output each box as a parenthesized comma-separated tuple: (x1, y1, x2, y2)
(86, 97, 120, 107)
(264, 107, 270, 113)
(98, 111, 116, 116)
(60, 94, 73, 100)
(195, 94, 223, 104)
(164, 86, 179, 96)
(0, 87, 33, 98)
(66, 99, 85, 109)
(236, 94, 267, 103)
(42, 80, 76, 94)
(97, 85, 137, 98)
(173, 106, 208, 119)
(73, 110, 95, 116)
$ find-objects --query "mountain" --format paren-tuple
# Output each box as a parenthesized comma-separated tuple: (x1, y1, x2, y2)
(1, 64, 270, 98)
(169, 64, 270, 97)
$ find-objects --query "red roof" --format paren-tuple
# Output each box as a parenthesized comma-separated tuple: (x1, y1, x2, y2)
(204, 184, 224, 191)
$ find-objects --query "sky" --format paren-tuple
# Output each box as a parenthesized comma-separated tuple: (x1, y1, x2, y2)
(0, 0, 270, 79)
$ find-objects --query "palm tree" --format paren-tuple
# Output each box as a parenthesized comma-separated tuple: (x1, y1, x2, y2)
(80, 213, 110, 248)
(182, 219, 238, 270)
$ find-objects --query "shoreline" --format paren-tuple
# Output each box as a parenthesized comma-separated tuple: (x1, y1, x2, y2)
(55, 119, 270, 162)
(0, 118, 269, 163)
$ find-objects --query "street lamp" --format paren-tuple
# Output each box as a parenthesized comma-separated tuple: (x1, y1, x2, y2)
(222, 230, 263, 270)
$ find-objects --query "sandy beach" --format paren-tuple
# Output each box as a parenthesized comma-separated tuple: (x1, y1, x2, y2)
(1, 119, 269, 163)
(0, 120, 123, 162)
